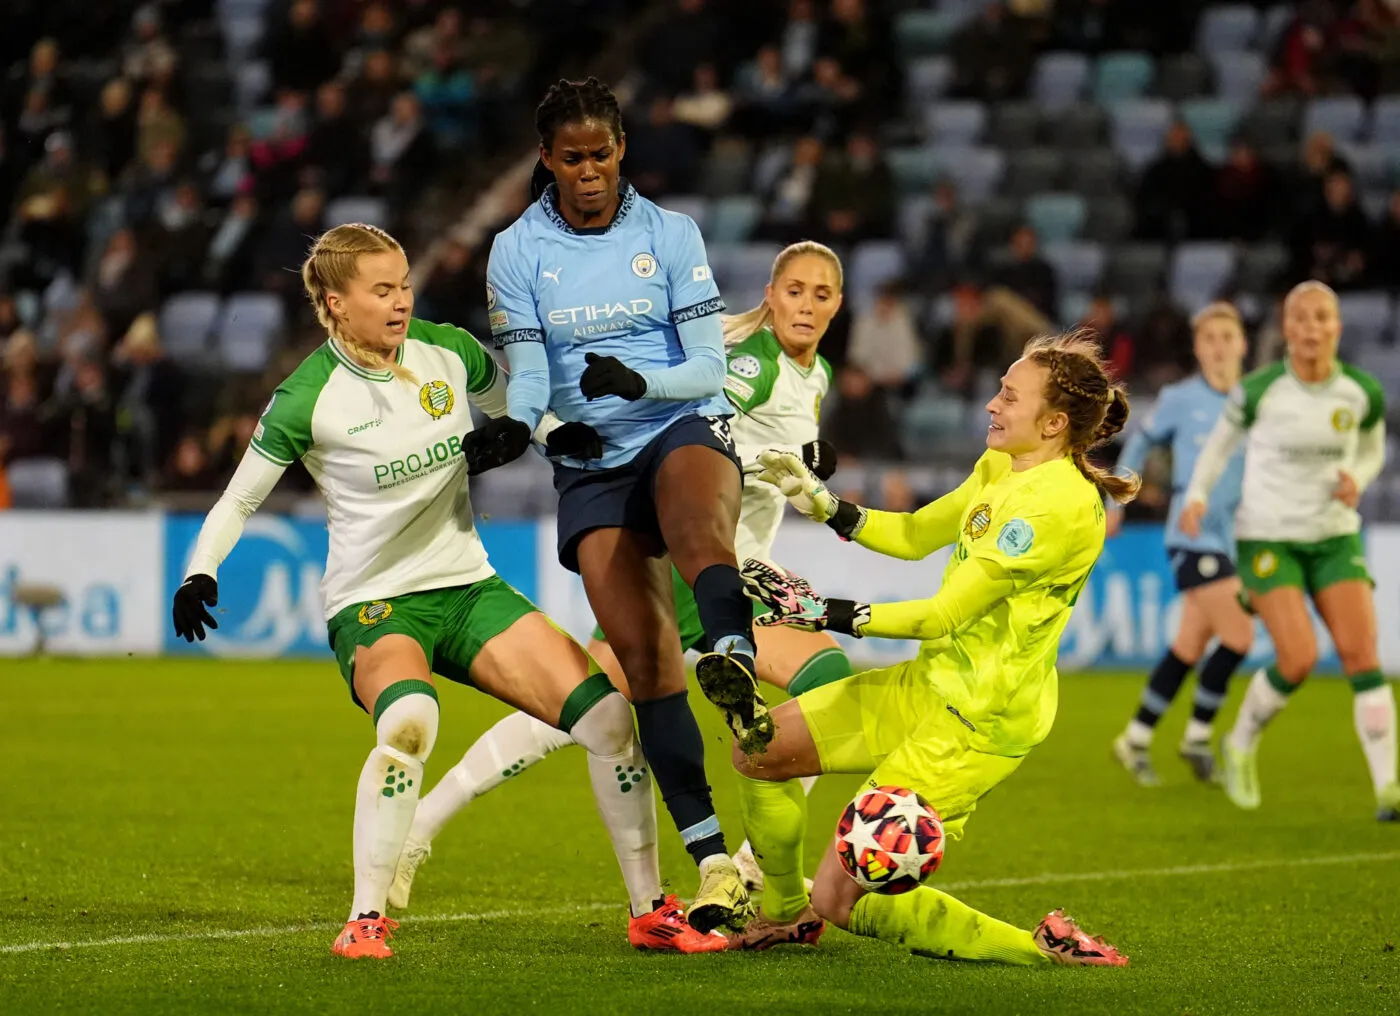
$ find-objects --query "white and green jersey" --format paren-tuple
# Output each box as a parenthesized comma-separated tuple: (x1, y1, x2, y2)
(190, 319, 509, 619)
(1186, 360, 1388, 543)
(722, 328, 832, 560)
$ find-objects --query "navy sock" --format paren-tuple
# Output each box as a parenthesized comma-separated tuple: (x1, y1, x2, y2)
(693, 563, 755, 665)
(1135, 650, 1192, 729)
(1193, 646, 1246, 726)
(632, 690, 726, 864)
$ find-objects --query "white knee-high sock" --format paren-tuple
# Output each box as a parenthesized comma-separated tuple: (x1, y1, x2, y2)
(569, 691, 662, 916)
(1228, 668, 1294, 752)
(737, 775, 818, 860)
(411, 711, 575, 842)
(1353, 683, 1397, 796)
(351, 691, 439, 921)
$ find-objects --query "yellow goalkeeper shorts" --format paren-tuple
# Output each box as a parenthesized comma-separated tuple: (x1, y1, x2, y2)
(797, 659, 1023, 841)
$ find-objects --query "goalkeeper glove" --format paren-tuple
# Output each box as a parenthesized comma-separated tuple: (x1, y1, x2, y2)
(580, 352, 647, 401)
(463, 416, 532, 475)
(753, 449, 865, 537)
(801, 439, 838, 481)
(741, 559, 869, 636)
(172, 574, 219, 642)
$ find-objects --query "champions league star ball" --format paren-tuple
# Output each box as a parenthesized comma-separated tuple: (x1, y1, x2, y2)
(835, 785, 945, 894)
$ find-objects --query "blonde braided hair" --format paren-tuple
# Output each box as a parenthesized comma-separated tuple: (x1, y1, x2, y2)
(301, 223, 417, 384)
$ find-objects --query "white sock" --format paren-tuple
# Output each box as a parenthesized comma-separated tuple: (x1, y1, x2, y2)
(411, 712, 574, 843)
(1353, 684, 1398, 796)
(1125, 719, 1154, 747)
(1184, 718, 1213, 744)
(569, 692, 662, 916)
(1228, 669, 1291, 753)
(350, 692, 439, 921)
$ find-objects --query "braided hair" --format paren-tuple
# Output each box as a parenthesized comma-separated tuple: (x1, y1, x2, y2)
(532, 77, 624, 200)
(1023, 329, 1139, 504)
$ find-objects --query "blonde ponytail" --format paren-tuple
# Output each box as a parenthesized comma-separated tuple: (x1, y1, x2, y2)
(301, 223, 417, 384)
(719, 240, 843, 346)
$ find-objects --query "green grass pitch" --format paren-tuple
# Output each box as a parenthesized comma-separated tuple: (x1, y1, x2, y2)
(2, 659, 1397, 1015)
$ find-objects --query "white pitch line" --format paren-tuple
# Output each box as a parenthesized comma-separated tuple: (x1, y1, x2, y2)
(7, 851, 1399, 957)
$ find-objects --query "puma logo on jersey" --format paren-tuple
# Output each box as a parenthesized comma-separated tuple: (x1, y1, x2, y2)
(541, 267, 563, 284)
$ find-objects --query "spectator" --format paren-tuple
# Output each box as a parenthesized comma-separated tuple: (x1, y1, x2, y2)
(122, 5, 178, 88)
(342, 2, 401, 84)
(1213, 139, 1281, 242)
(951, 2, 1035, 102)
(5, 38, 72, 142)
(121, 137, 180, 227)
(1370, 188, 1400, 289)
(1264, 3, 1332, 97)
(414, 42, 477, 150)
(369, 91, 434, 206)
(266, 0, 342, 95)
(0, 296, 19, 343)
(403, 7, 464, 80)
(350, 48, 402, 125)
(110, 311, 181, 489)
(135, 86, 185, 165)
(416, 240, 481, 334)
(0, 330, 57, 465)
(1053, 0, 1128, 54)
(643, 0, 722, 93)
(12, 181, 84, 293)
(252, 186, 325, 304)
(1136, 296, 1193, 385)
(795, 56, 862, 139)
(91, 227, 159, 339)
(85, 78, 137, 183)
(779, 0, 822, 79)
(302, 82, 365, 198)
(1290, 169, 1373, 290)
(940, 282, 1051, 391)
(1080, 294, 1135, 383)
(249, 88, 310, 202)
(14, 88, 67, 160)
(733, 44, 795, 139)
(1134, 120, 1213, 242)
(150, 179, 212, 295)
(915, 180, 981, 295)
(39, 354, 116, 507)
(847, 281, 922, 391)
(164, 432, 220, 491)
(17, 130, 104, 221)
(758, 134, 823, 243)
(622, 96, 698, 197)
(203, 192, 263, 293)
(818, 0, 895, 107)
(673, 64, 733, 139)
(825, 365, 903, 460)
(199, 125, 254, 207)
(993, 224, 1058, 320)
(1290, 131, 1352, 224)
(810, 130, 894, 244)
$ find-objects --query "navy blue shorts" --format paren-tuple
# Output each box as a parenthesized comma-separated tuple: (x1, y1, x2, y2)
(1169, 549, 1237, 592)
(553, 413, 742, 573)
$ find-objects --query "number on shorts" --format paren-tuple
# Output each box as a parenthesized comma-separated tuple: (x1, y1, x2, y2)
(707, 416, 734, 451)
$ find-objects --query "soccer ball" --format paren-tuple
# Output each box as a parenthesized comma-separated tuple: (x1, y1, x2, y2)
(834, 785, 945, 894)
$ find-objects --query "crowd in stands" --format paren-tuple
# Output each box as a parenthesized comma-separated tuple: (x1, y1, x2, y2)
(1, 0, 1399, 516)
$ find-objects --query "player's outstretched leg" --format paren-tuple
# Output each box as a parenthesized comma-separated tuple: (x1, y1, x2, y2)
(391, 710, 575, 909)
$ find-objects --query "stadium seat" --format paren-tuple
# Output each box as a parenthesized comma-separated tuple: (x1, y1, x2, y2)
(709, 243, 783, 297)
(1195, 5, 1260, 54)
(1372, 96, 1400, 144)
(1060, 148, 1121, 196)
(708, 195, 761, 244)
(1211, 51, 1267, 103)
(234, 60, 271, 112)
(973, 197, 1022, 248)
(7, 458, 68, 508)
(906, 56, 954, 103)
(1169, 242, 1237, 310)
(656, 195, 709, 233)
(1179, 98, 1244, 153)
(1084, 194, 1135, 243)
(1047, 103, 1106, 148)
(1024, 193, 1087, 243)
(902, 389, 966, 448)
(894, 10, 970, 57)
(848, 241, 907, 310)
(1043, 240, 1106, 292)
(1109, 99, 1173, 153)
(939, 146, 1004, 203)
(1343, 145, 1393, 191)
(1337, 292, 1393, 349)
(887, 146, 943, 191)
(324, 196, 390, 229)
(1003, 149, 1065, 199)
(1303, 96, 1367, 143)
(699, 143, 752, 197)
(159, 292, 221, 361)
(1236, 242, 1289, 293)
(218, 293, 285, 372)
(987, 102, 1041, 150)
(1238, 97, 1301, 146)
(1093, 52, 1154, 105)
(896, 194, 934, 250)
(1105, 243, 1167, 294)
(1259, 5, 1297, 54)
(925, 101, 987, 145)
(1152, 53, 1211, 102)
(218, 14, 264, 62)
(1032, 52, 1090, 109)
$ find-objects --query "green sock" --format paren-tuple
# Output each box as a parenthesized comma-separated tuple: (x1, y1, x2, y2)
(849, 887, 1048, 965)
(787, 647, 854, 696)
(736, 773, 809, 922)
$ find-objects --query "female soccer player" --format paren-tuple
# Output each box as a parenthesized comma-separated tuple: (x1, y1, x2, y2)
(1110, 302, 1254, 786)
(1181, 281, 1397, 820)
(169, 223, 725, 958)
(699, 331, 1135, 965)
(390, 242, 854, 904)
(466, 77, 763, 930)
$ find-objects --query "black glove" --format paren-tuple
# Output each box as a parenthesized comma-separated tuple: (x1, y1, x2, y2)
(580, 352, 647, 401)
(172, 574, 219, 643)
(544, 421, 603, 459)
(462, 416, 532, 475)
(802, 439, 838, 481)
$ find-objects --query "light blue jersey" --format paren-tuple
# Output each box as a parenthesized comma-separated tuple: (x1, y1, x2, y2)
(1117, 375, 1244, 556)
(486, 181, 730, 469)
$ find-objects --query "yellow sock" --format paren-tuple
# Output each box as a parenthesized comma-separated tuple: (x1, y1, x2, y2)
(736, 773, 809, 922)
(849, 886, 1048, 965)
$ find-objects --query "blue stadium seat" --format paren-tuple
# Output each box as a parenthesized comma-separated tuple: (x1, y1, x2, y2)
(1195, 5, 1261, 54)
(708, 243, 783, 298)
(1093, 52, 1154, 105)
(1211, 51, 1267, 103)
(1302, 96, 1367, 142)
(895, 10, 971, 57)
(1168, 242, 1237, 310)
(218, 293, 285, 372)
(1003, 148, 1065, 198)
(1025, 193, 1087, 243)
(159, 292, 221, 361)
(848, 241, 908, 310)
(1342, 145, 1393, 191)
(1043, 241, 1106, 292)
(925, 101, 987, 145)
(938, 146, 1004, 203)
(1032, 52, 1090, 109)
(907, 56, 954, 103)
(1372, 96, 1400, 144)
(1236, 242, 1289, 292)
(324, 196, 390, 229)
(1337, 292, 1393, 349)
(887, 146, 943, 191)
(656, 195, 709, 233)
(708, 195, 761, 244)
(1109, 99, 1173, 152)
(7, 458, 69, 508)
(1179, 98, 1244, 152)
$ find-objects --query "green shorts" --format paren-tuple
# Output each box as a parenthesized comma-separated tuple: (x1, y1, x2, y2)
(1237, 533, 1372, 598)
(588, 565, 765, 652)
(327, 575, 537, 709)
